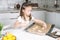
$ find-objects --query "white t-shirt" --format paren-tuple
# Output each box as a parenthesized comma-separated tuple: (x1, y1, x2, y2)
(17, 16, 34, 30)
(17, 16, 34, 24)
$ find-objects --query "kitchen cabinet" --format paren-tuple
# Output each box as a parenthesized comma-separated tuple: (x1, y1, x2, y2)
(0, 11, 60, 28)
(31, 11, 46, 21)
(55, 13, 60, 28)
(0, 13, 19, 25)
(45, 12, 56, 24)
(0, 10, 46, 26)
(45, 12, 60, 28)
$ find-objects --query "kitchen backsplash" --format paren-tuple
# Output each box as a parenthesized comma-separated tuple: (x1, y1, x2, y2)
(30, 0, 60, 8)
(0, 0, 60, 10)
(0, 0, 24, 10)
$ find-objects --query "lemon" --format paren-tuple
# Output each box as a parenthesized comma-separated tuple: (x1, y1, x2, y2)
(8, 38, 12, 40)
(2, 33, 16, 40)
(7, 34, 13, 38)
(12, 36, 16, 40)
(2, 36, 8, 40)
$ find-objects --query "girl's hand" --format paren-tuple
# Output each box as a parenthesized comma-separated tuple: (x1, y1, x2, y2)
(32, 18, 47, 30)
(42, 24, 47, 30)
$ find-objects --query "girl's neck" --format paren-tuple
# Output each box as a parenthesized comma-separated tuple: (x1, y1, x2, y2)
(23, 15, 29, 21)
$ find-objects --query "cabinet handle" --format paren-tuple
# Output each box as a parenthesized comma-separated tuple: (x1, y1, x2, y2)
(10, 18, 17, 19)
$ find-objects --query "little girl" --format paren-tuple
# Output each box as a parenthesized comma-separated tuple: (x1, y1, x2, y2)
(14, 3, 47, 30)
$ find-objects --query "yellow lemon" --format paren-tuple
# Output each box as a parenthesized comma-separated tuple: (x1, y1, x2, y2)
(7, 38, 12, 40)
(2, 32, 16, 40)
(2, 36, 8, 40)
(7, 34, 13, 38)
(12, 36, 16, 40)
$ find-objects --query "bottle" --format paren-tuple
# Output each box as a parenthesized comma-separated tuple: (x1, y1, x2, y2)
(54, 0, 59, 8)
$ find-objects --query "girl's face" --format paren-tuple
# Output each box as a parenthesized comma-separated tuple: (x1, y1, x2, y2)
(23, 6, 32, 16)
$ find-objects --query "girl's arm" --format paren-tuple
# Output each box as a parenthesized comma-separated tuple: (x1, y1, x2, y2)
(14, 20, 26, 28)
(14, 20, 20, 28)
(32, 18, 47, 30)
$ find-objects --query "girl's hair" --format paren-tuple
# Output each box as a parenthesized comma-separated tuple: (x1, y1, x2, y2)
(20, 3, 32, 21)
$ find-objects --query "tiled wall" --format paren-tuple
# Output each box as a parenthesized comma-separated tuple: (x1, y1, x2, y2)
(0, 0, 24, 9)
(30, 0, 60, 8)
(0, 0, 60, 9)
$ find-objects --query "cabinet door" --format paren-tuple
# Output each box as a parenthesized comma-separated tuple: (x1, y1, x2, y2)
(56, 13, 60, 28)
(0, 13, 19, 25)
(45, 12, 56, 24)
(31, 11, 45, 21)
(45, 12, 60, 28)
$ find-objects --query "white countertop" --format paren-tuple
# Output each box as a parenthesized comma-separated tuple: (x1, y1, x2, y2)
(1, 28, 57, 40)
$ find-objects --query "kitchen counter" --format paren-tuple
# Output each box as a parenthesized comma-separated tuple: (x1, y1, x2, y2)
(0, 8, 45, 13)
(0, 7, 60, 13)
(1, 27, 57, 40)
(32, 7, 60, 13)
(1, 25, 60, 40)
(0, 8, 19, 13)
